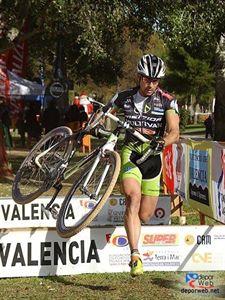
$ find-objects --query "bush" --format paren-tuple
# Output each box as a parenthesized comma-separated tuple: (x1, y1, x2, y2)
(179, 108, 189, 132)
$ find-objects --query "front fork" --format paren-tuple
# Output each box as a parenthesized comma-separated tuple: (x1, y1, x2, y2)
(81, 133, 118, 200)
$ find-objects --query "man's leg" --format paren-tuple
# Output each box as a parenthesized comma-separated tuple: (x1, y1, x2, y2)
(122, 177, 142, 251)
(122, 177, 144, 276)
(139, 195, 159, 223)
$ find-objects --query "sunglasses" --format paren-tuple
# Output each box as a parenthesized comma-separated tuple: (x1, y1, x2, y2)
(141, 76, 159, 84)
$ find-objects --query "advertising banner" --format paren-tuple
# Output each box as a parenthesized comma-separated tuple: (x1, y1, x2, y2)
(211, 142, 225, 222)
(187, 140, 214, 218)
(163, 145, 175, 194)
(0, 195, 171, 229)
(172, 140, 188, 200)
(0, 225, 225, 277)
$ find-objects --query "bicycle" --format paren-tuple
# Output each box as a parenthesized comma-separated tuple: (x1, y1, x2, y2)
(12, 99, 162, 238)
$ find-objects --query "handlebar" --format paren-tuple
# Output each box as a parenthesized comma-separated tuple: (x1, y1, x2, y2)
(86, 98, 164, 161)
(87, 98, 154, 144)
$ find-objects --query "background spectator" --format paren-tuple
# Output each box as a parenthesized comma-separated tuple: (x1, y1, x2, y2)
(42, 100, 60, 133)
(0, 98, 13, 148)
(24, 102, 42, 146)
(64, 102, 80, 132)
(204, 114, 213, 139)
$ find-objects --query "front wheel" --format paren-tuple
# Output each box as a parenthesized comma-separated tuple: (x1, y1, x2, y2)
(56, 150, 121, 238)
(12, 126, 73, 204)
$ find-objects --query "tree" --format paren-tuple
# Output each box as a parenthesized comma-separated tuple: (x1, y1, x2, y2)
(156, 0, 225, 140)
(164, 47, 215, 111)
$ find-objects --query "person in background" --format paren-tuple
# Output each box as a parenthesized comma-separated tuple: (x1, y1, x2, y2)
(79, 92, 94, 117)
(24, 102, 42, 147)
(64, 102, 81, 132)
(0, 98, 13, 148)
(204, 114, 213, 139)
(79, 105, 88, 128)
(16, 111, 26, 147)
(42, 100, 61, 134)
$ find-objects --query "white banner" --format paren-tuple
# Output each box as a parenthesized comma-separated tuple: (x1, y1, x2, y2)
(173, 141, 188, 200)
(212, 143, 225, 222)
(0, 225, 224, 277)
(0, 195, 171, 229)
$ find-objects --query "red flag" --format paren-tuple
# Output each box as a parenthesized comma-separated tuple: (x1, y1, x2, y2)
(163, 145, 175, 194)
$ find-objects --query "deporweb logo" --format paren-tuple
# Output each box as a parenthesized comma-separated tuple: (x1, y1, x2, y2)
(186, 273, 214, 288)
(181, 272, 220, 295)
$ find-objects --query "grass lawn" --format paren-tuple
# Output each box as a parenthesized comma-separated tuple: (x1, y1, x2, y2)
(1, 271, 225, 300)
(0, 132, 225, 299)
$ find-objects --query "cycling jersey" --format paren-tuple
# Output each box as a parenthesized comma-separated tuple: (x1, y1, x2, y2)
(111, 86, 178, 196)
(112, 86, 179, 151)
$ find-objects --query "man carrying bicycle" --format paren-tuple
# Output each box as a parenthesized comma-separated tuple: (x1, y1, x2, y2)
(109, 54, 180, 276)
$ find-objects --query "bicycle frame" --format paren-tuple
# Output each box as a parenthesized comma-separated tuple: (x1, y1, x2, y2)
(63, 132, 119, 199)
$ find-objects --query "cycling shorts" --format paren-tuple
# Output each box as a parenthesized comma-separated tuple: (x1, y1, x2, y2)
(120, 145, 162, 196)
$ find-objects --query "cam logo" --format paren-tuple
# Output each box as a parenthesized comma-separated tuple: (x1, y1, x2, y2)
(80, 199, 96, 209)
(197, 235, 211, 245)
(109, 198, 118, 206)
(192, 253, 212, 263)
(106, 234, 129, 247)
(185, 235, 195, 245)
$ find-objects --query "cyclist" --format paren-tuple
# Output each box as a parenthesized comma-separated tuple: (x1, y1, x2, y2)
(109, 54, 180, 276)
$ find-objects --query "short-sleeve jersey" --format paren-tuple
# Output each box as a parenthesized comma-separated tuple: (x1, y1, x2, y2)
(112, 86, 178, 149)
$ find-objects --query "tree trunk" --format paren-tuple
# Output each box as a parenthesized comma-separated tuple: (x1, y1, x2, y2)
(214, 35, 225, 141)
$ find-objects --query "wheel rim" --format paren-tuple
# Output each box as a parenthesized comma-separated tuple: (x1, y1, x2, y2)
(60, 152, 117, 230)
(13, 127, 72, 201)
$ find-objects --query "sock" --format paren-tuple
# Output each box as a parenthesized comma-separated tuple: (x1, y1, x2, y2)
(131, 249, 140, 261)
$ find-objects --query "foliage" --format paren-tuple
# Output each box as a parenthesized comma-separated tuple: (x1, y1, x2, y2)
(164, 47, 215, 108)
(179, 107, 189, 132)
(158, 0, 225, 57)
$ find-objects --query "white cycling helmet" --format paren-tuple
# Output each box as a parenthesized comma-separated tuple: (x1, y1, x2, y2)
(137, 54, 166, 78)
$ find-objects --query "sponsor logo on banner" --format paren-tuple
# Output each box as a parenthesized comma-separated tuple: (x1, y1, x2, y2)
(197, 235, 211, 245)
(142, 234, 179, 246)
(184, 235, 195, 245)
(80, 199, 96, 209)
(189, 149, 210, 205)
(142, 250, 180, 267)
(213, 234, 225, 240)
(109, 254, 130, 266)
(191, 252, 212, 263)
(154, 208, 165, 219)
(180, 272, 220, 295)
(109, 198, 118, 206)
(106, 234, 129, 247)
(0, 239, 100, 267)
(0, 196, 170, 228)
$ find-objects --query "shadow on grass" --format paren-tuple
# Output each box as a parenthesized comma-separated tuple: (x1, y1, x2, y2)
(44, 275, 116, 291)
(151, 277, 181, 292)
(214, 285, 225, 298)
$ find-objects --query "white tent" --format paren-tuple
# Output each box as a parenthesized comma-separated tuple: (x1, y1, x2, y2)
(7, 71, 45, 96)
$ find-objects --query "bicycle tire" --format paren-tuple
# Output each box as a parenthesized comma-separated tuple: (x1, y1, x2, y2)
(12, 126, 73, 204)
(56, 150, 121, 238)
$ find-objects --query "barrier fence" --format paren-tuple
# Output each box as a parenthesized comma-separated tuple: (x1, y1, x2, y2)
(1, 138, 225, 277)
(162, 139, 225, 225)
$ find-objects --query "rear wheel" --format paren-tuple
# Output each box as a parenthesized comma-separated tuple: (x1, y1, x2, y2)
(12, 126, 74, 204)
(56, 150, 121, 238)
